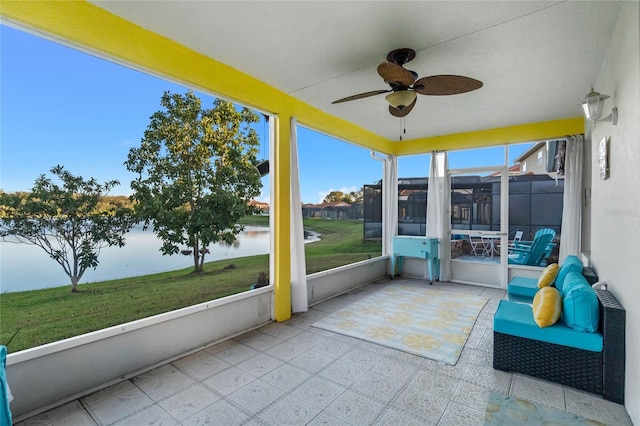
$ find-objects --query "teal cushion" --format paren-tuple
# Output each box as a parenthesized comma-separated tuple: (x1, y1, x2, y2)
(507, 276, 539, 299)
(555, 255, 583, 292)
(507, 292, 534, 305)
(494, 300, 602, 351)
(561, 271, 600, 332)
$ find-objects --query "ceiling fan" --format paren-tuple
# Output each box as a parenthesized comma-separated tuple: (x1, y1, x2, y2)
(332, 48, 483, 117)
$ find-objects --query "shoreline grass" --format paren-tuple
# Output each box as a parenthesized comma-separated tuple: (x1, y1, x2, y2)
(0, 218, 381, 352)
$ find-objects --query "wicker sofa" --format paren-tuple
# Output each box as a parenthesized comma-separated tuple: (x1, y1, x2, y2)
(493, 286, 625, 404)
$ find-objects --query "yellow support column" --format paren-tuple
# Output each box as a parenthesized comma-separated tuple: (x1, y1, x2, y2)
(273, 115, 292, 322)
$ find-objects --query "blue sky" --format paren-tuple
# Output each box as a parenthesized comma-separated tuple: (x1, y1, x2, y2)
(1, 25, 531, 204)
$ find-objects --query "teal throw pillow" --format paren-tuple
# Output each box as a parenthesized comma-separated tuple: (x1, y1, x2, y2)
(561, 271, 599, 332)
(555, 255, 583, 293)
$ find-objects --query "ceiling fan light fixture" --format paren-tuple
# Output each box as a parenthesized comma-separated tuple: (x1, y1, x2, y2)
(385, 90, 417, 109)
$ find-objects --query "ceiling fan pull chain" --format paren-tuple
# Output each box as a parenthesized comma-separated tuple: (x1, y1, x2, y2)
(399, 117, 407, 141)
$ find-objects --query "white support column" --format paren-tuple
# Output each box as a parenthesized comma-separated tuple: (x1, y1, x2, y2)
(290, 117, 308, 313)
(370, 151, 397, 260)
(383, 155, 398, 260)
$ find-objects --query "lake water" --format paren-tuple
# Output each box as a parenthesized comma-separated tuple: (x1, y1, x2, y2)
(0, 225, 303, 293)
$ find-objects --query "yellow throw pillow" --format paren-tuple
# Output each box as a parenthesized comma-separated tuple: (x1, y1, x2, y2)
(532, 286, 562, 328)
(537, 263, 559, 288)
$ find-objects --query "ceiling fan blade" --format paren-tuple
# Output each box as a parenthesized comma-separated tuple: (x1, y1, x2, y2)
(389, 96, 417, 117)
(331, 89, 391, 104)
(413, 75, 483, 96)
(377, 62, 415, 87)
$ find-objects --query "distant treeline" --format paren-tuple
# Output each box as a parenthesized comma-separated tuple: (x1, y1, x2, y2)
(0, 191, 136, 214)
(95, 195, 136, 210)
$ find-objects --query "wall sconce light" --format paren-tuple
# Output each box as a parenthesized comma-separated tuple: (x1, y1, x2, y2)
(580, 86, 617, 125)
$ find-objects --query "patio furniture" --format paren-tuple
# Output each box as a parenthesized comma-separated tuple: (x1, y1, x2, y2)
(511, 228, 555, 251)
(505, 230, 523, 254)
(1, 346, 11, 426)
(467, 235, 486, 256)
(513, 230, 523, 243)
(481, 235, 501, 258)
(494, 288, 625, 404)
(496, 231, 523, 256)
(390, 236, 440, 284)
(506, 255, 586, 303)
(508, 229, 556, 266)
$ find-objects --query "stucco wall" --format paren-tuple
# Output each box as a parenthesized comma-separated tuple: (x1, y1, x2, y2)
(589, 2, 639, 422)
(8, 290, 273, 421)
(307, 257, 387, 306)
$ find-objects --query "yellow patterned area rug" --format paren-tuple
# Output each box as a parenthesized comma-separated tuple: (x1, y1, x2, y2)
(312, 282, 488, 365)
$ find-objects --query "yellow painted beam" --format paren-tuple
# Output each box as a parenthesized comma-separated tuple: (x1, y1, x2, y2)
(391, 118, 585, 156)
(273, 116, 291, 322)
(0, 0, 389, 153)
(1, 1, 581, 157)
(292, 101, 396, 154)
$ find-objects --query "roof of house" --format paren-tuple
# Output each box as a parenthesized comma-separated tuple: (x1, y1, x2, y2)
(248, 200, 269, 209)
(303, 201, 353, 209)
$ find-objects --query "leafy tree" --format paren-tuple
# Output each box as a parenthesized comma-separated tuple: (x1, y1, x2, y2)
(323, 188, 363, 204)
(0, 166, 136, 292)
(125, 91, 262, 273)
(323, 191, 349, 203)
(349, 188, 364, 203)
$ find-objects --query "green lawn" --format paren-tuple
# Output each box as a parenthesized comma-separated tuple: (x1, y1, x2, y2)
(0, 218, 380, 352)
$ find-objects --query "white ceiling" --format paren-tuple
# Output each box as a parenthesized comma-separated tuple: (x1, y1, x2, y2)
(91, 1, 623, 141)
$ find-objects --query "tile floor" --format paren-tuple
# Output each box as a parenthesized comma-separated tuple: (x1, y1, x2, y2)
(16, 278, 633, 426)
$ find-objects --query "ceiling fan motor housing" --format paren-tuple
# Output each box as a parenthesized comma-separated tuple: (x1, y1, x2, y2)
(387, 48, 416, 66)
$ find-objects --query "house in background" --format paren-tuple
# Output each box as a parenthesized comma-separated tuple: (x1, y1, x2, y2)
(248, 200, 269, 216)
(515, 140, 566, 177)
(302, 201, 362, 220)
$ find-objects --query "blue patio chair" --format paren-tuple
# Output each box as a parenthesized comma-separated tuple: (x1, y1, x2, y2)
(1, 346, 11, 426)
(505, 230, 524, 254)
(508, 230, 556, 266)
(511, 228, 556, 253)
(512, 228, 554, 247)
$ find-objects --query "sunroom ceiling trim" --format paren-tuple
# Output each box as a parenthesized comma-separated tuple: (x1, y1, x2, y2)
(1, 1, 586, 156)
(0, 1, 392, 153)
(394, 117, 585, 156)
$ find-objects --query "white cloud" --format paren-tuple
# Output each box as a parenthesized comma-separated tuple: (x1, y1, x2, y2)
(316, 190, 329, 204)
